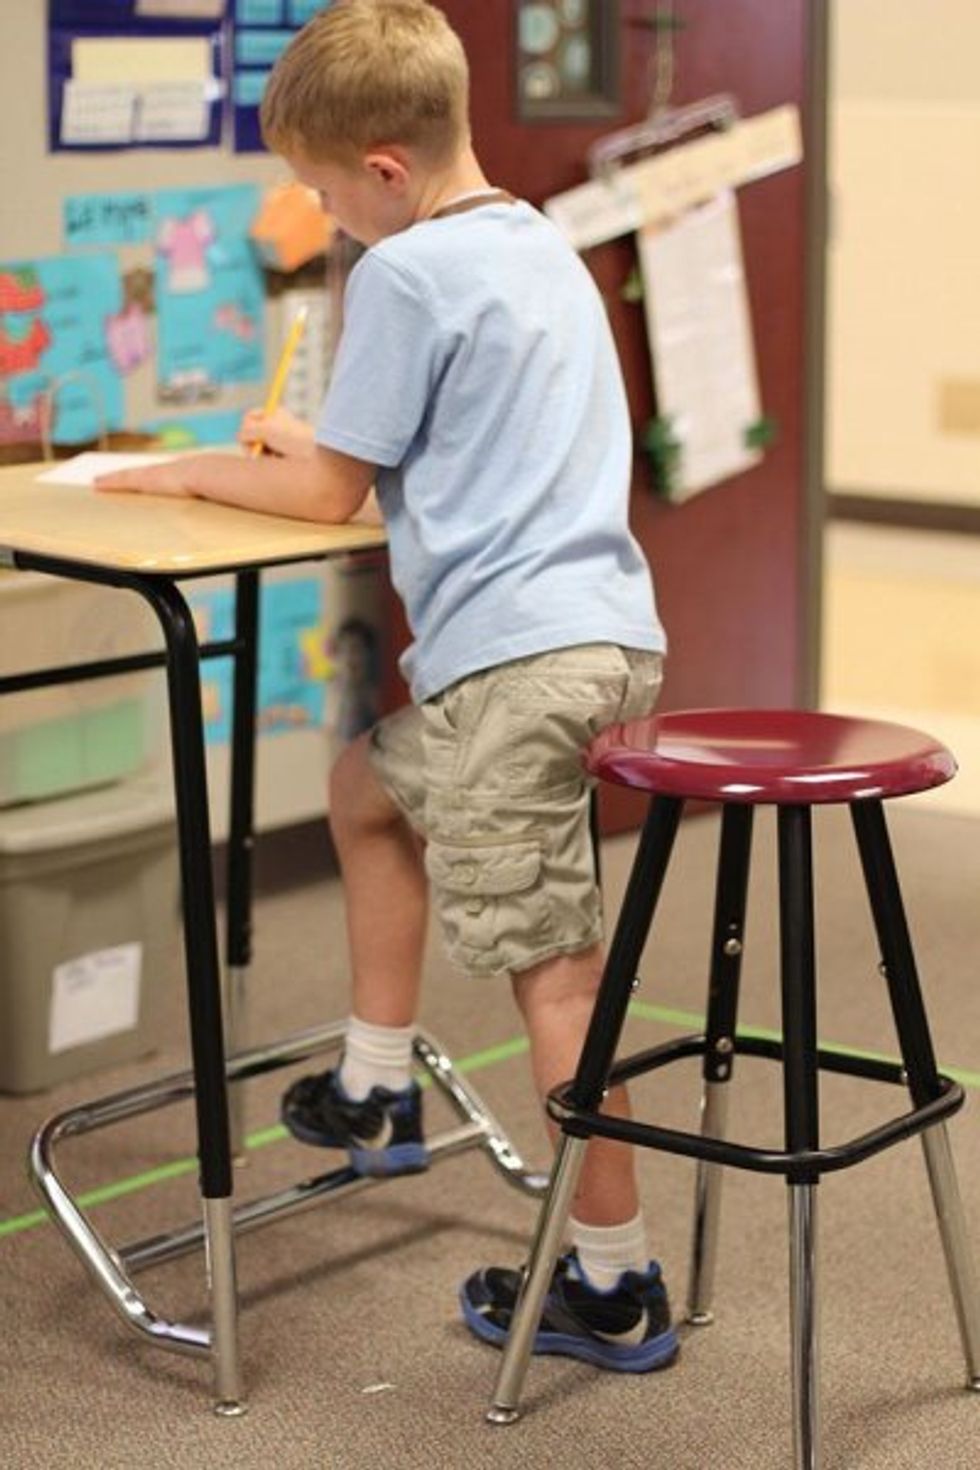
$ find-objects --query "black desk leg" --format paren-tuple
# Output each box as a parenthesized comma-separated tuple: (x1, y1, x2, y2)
(140, 576, 244, 1414)
(225, 570, 260, 1158)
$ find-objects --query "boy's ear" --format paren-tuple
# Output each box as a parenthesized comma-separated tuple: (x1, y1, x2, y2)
(363, 146, 411, 192)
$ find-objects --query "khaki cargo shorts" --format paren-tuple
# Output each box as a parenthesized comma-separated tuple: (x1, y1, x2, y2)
(367, 644, 664, 977)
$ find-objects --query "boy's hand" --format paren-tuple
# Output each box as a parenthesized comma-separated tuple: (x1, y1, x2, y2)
(95, 454, 215, 498)
(238, 406, 315, 459)
(95, 445, 375, 525)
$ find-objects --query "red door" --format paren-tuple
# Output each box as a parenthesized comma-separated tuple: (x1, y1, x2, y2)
(382, 1, 815, 833)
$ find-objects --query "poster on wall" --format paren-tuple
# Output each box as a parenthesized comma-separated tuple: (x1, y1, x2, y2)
(153, 184, 265, 397)
(0, 254, 125, 447)
(190, 577, 329, 745)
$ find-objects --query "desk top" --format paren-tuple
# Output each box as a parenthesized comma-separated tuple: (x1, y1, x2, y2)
(0, 459, 386, 574)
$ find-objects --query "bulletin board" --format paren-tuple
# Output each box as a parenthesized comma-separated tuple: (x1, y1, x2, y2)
(2, 181, 265, 450)
(48, 1, 227, 152)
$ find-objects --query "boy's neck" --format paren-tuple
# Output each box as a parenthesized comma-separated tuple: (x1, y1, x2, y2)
(413, 147, 493, 223)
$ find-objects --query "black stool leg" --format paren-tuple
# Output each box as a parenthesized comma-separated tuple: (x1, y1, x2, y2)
(487, 795, 684, 1425)
(687, 803, 754, 1326)
(778, 805, 821, 1470)
(851, 801, 980, 1390)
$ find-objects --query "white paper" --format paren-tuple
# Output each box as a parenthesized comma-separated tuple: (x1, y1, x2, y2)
(61, 80, 136, 146)
(49, 943, 142, 1054)
(72, 37, 212, 85)
(135, 81, 210, 142)
(36, 452, 176, 487)
(638, 192, 762, 499)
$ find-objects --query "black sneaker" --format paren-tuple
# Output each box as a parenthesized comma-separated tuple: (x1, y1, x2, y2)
(460, 1249, 679, 1373)
(281, 1066, 429, 1177)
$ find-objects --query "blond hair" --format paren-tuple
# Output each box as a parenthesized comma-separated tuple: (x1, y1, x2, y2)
(261, 0, 469, 165)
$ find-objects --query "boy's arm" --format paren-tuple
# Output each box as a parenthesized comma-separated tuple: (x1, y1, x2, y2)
(95, 445, 376, 526)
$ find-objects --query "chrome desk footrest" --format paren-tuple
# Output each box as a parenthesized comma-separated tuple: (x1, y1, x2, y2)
(28, 1022, 548, 1358)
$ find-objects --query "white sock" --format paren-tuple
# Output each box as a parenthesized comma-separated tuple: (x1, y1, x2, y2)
(338, 1015, 415, 1101)
(570, 1212, 649, 1291)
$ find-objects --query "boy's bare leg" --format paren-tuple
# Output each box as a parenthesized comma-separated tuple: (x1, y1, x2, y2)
(328, 733, 427, 1028)
(512, 945, 639, 1227)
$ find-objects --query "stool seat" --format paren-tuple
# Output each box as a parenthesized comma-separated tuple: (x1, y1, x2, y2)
(586, 708, 957, 804)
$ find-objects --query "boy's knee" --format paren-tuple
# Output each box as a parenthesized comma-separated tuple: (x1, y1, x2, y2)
(329, 732, 398, 835)
(511, 945, 604, 1019)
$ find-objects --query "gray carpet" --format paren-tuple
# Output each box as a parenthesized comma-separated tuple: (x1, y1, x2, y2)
(2, 803, 979, 1469)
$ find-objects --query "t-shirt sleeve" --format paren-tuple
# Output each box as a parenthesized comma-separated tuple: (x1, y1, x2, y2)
(315, 251, 440, 468)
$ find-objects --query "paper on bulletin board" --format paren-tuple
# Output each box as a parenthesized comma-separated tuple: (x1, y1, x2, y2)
(0, 254, 125, 447)
(153, 184, 264, 396)
(72, 37, 216, 143)
(64, 190, 156, 248)
(638, 191, 762, 499)
(72, 36, 213, 83)
(235, 1, 322, 25)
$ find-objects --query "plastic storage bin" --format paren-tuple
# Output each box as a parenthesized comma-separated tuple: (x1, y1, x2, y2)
(0, 773, 179, 1093)
(0, 570, 162, 807)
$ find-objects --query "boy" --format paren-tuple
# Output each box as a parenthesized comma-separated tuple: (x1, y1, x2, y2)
(98, 0, 675, 1374)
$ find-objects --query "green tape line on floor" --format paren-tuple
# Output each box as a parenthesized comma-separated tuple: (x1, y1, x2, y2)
(1, 1009, 975, 1242)
(626, 1000, 980, 1091)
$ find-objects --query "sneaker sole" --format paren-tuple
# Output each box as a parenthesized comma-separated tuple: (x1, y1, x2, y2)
(459, 1289, 680, 1374)
(349, 1142, 430, 1177)
(281, 1108, 430, 1176)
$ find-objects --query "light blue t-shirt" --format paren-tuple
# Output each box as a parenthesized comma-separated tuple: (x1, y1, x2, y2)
(316, 199, 666, 703)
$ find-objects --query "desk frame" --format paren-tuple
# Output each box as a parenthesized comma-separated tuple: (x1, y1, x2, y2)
(2, 548, 546, 1413)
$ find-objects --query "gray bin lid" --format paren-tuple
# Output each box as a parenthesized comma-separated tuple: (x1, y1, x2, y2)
(0, 772, 176, 855)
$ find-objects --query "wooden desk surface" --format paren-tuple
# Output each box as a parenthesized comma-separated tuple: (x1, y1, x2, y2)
(0, 459, 386, 574)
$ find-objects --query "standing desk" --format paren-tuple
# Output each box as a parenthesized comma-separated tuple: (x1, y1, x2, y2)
(0, 459, 545, 1414)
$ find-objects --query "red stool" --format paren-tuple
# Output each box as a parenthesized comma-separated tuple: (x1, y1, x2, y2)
(487, 710, 980, 1467)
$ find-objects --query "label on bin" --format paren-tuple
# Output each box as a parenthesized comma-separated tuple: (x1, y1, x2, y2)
(48, 943, 142, 1054)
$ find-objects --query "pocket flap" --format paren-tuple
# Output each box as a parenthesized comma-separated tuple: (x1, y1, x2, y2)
(425, 840, 541, 897)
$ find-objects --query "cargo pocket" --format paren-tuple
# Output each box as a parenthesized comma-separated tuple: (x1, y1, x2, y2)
(424, 838, 552, 975)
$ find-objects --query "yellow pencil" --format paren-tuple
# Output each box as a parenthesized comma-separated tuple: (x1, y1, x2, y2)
(250, 304, 309, 457)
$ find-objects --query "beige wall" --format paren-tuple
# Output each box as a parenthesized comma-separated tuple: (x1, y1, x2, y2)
(827, 1, 980, 504)
(822, 522, 980, 815)
(823, 4, 980, 814)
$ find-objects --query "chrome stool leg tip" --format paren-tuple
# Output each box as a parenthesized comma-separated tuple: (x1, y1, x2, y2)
(486, 1404, 521, 1426)
(686, 1309, 715, 1327)
(967, 1377, 980, 1394)
(213, 1400, 248, 1418)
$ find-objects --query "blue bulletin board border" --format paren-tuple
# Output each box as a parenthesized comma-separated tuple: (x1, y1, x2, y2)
(231, 0, 328, 153)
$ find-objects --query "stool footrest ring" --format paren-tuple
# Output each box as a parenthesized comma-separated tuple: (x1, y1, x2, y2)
(547, 1032, 965, 1180)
